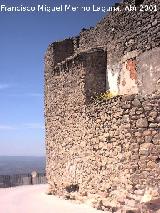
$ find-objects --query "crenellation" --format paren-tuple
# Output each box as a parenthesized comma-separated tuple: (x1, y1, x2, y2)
(45, 38, 75, 71)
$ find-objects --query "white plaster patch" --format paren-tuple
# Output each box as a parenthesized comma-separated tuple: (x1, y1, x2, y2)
(107, 67, 119, 95)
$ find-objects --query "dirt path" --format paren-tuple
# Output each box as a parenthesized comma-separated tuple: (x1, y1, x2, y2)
(0, 184, 102, 213)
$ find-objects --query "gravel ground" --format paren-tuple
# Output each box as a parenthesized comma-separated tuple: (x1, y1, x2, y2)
(0, 184, 102, 213)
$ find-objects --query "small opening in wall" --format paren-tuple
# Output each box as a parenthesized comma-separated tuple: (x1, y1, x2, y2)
(65, 184, 79, 193)
(100, 165, 103, 171)
(156, 157, 160, 164)
(135, 0, 144, 6)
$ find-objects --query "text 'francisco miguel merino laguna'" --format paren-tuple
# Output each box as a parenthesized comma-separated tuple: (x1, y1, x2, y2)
(0, 4, 120, 12)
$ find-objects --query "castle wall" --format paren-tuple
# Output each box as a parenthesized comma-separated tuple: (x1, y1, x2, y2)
(45, 0, 160, 209)
(45, 73, 160, 199)
(45, 49, 160, 201)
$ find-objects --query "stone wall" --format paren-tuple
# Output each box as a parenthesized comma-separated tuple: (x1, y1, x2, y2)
(45, 48, 107, 192)
(78, 0, 160, 53)
(45, 0, 160, 211)
(45, 88, 160, 197)
(45, 0, 160, 96)
(73, 0, 160, 95)
(45, 76, 160, 209)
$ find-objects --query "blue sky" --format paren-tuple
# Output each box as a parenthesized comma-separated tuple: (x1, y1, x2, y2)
(0, 0, 119, 156)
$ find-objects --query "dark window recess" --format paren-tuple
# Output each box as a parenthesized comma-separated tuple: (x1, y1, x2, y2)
(135, 0, 144, 6)
(65, 184, 79, 193)
(156, 157, 160, 164)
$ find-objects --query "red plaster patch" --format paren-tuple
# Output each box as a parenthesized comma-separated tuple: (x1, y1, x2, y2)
(126, 59, 137, 80)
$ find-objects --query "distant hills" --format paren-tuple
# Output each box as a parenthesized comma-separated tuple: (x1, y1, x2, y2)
(0, 156, 45, 175)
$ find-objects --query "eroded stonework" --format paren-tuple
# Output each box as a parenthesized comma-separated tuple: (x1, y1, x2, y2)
(45, 0, 160, 211)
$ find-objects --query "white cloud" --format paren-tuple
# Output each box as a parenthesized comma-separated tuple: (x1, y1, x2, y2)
(23, 123, 44, 129)
(8, 93, 43, 98)
(0, 125, 16, 130)
(0, 123, 44, 131)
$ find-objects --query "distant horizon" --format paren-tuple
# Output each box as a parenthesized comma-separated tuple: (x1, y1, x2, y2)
(0, 155, 45, 175)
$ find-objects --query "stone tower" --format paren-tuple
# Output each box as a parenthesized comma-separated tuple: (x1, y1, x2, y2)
(45, 0, 160, 210)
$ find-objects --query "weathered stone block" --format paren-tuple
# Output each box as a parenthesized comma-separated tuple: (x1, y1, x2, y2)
(136, 118, 148, 128)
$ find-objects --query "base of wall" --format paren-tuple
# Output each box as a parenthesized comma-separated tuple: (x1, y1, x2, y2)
(47, 184, 160, 212)
(46, 93, 160, 212)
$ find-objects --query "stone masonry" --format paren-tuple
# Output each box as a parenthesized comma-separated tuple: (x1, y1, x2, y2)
(45, 0, 160, 211)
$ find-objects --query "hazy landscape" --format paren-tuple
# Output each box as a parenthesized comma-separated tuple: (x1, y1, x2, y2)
(0, 156, 45, 175)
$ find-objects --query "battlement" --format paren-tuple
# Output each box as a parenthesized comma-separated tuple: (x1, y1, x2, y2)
(45, 0, 160, 96)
